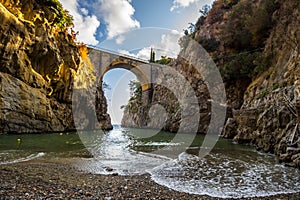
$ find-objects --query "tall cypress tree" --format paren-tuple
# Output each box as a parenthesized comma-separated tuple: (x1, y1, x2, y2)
(150, 48, 155, 63)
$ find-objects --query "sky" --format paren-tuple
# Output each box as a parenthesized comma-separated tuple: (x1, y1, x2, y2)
(59, 0, 215, 124)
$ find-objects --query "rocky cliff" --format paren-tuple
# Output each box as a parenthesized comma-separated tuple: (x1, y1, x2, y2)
(122, 0, 300, 168)
(223, 0, 300, 168)
(0, 0, 112, 133)
(121, 57, 213, 134)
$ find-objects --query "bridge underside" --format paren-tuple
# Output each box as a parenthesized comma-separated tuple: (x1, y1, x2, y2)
(99, 58, 152, 92)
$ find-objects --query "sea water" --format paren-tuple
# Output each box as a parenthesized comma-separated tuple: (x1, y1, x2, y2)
(0, 125, 299, 198)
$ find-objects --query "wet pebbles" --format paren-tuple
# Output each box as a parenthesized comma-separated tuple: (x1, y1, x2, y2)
(0, 162, 299, 199)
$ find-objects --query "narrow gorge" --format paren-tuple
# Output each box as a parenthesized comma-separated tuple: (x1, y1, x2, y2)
(0, 0, 299, 198)
(0, 0, 299, 168)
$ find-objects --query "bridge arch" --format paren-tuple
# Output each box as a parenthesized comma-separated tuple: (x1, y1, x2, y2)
(87, 47, 155, 104)
(99, 59, 152, 92)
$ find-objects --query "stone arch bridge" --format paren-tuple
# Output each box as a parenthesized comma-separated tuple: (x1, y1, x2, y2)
(88, 46, 157, 103)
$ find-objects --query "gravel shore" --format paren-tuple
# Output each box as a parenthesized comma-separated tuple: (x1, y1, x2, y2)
(0, 161, 299, 199)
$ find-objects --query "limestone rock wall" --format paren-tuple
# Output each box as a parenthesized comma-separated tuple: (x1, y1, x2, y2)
(0, 1, 112, 133)
(121, 57, 211, 134)
(122, 0, 300, 168)
(222, 1, 300, 168)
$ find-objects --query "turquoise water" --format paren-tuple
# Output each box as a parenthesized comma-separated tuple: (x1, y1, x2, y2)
(0, 132, 90, 163)
(0, 126, 299, 198)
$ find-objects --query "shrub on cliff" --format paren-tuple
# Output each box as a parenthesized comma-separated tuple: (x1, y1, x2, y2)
(220, 51, 261, 81)
(222, 0, 279, 51)
(218, 0, 279, 81)
(122, 80, 142, 113)
(198, 37, 220, 52)
(1, 0, 74, 31)
(156, 56, 172, 65)
(222, 0, 239, 8)
(190, 0, 280, 83)
(37, 0, 73, 30)
(221, 0, 253, 50)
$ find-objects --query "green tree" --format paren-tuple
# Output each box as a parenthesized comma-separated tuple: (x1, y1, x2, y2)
(221, 0, 253, 50)
(38, 0, 74, 30)
(122, 80, 142, 112)
(149, 48, 156, 63)
(199, 4, 211, 17)
(220, 51, 260, 81)
(222, 0, 279, 51)
(156, 56, 172, 65)
(129, 80, 142, 100)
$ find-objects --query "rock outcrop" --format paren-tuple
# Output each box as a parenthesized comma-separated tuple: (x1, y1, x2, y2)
(122, 0, 300, 168)
(0, 1, 112, 133)
(222, 0, 300, 168)
(121, 57, 212, 134)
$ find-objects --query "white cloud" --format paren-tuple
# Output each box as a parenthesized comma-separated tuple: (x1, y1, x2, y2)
(138, 31, 181, 60)
(59, 0, 100, 45)
(80, 8, 89, 16)
(96, 0, 140, 40)
(116, 35, 125, 45)
(118, 30, 182, 61)
(136, 47, 151, 60)
(155, 30, 182, 58)
(170, 0, 200, 11)
(118, 49, 137, 57)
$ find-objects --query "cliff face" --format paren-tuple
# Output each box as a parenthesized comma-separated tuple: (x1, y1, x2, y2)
(225, 0, 300, 168)
(122, 0, 300, 167)
(121, 57, 212, 134)
(198, 0, 300, 168)
(0, 0, 112, 133)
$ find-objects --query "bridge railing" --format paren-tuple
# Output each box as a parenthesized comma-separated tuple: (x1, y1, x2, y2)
(87, 45, 150, 64)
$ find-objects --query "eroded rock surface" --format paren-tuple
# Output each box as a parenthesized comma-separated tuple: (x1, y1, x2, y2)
(0, 1, 112, 133)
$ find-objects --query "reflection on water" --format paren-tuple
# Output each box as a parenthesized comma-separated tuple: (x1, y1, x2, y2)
(0, 125, 299, 198)
(76, 126, 171, 175)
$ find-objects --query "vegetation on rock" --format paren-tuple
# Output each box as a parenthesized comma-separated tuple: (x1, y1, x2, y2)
(122, 0, 300, 168)
(0, 0, 112, 133)
(1, 0, 73, 31)
(122, 80, 142, 113)
(38, 0, 73, 30)
(188, 0, 300, 168)
(155, 56, 172, 65)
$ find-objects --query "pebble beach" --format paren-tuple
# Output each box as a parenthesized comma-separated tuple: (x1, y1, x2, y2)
(0, 161, 299, 199)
